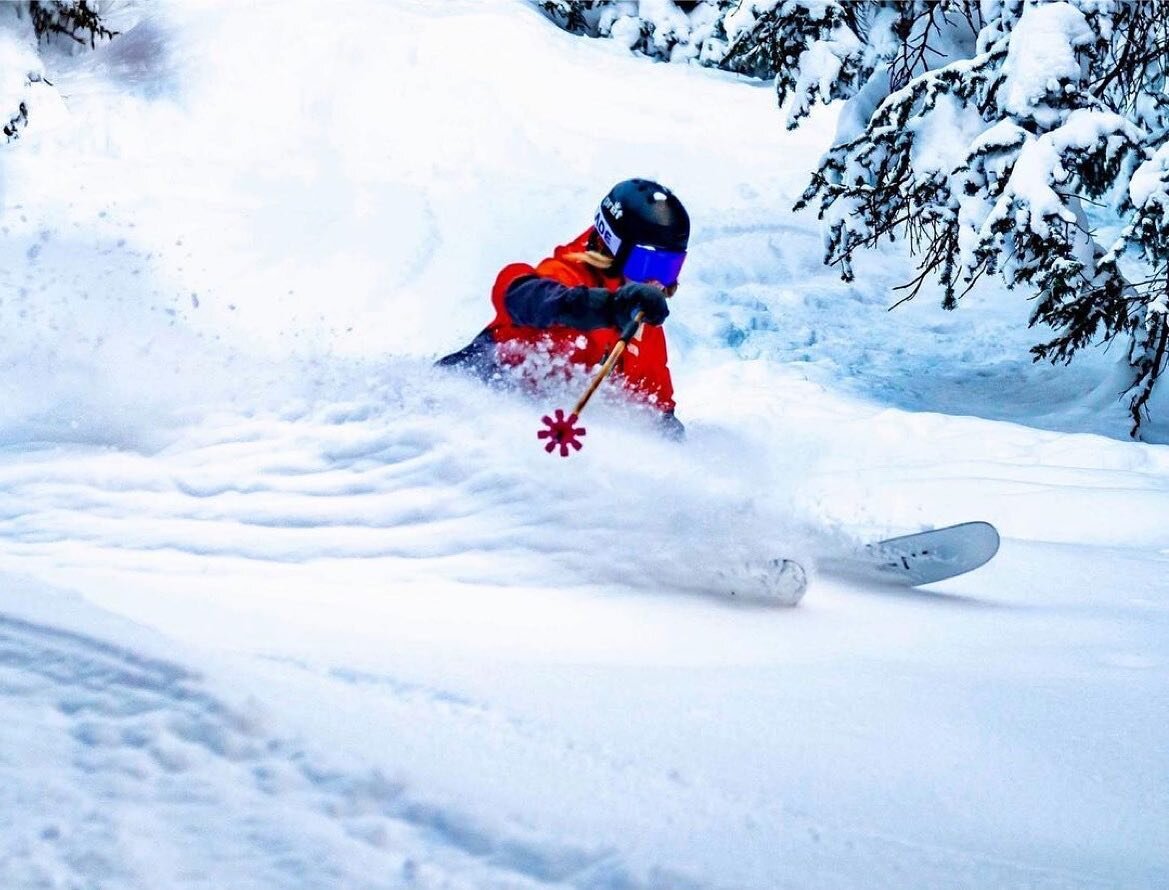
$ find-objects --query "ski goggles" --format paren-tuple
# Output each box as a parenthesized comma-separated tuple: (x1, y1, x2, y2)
(622, 243, 687, 287)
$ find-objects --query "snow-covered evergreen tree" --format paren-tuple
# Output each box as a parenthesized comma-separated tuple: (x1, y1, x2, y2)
(535, 1, 736, 65)
(735, 0, 1169, 437)
(1114, 143, 1169, 430)
(2, 2, 116, 144)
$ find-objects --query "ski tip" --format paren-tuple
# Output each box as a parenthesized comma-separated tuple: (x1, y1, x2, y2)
(955, 521, 1001, 560)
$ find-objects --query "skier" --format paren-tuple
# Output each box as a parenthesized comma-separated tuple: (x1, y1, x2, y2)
(438, 178, 689, 439)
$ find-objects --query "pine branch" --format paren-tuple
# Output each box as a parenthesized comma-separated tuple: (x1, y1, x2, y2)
(29, 1, 118, 48)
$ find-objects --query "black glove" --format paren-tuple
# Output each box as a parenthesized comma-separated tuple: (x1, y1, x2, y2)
(607, 282, 670, 328)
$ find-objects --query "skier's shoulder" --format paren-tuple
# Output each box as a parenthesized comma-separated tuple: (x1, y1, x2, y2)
(492, 231, 605, 313)
(533, 256, 593, 288)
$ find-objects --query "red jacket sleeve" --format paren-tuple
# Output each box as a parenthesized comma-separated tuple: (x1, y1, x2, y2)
(490, 262, 539, 325)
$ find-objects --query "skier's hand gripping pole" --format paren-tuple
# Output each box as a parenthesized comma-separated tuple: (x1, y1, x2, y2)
(537, 311, 645, 457)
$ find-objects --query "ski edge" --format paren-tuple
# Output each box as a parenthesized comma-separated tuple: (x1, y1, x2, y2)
(817, 521, 1000, 588)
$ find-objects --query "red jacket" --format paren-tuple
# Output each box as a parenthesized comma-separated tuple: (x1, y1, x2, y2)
(484, 230, 676, 413)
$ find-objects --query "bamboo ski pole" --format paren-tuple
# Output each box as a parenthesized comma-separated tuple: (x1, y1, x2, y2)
(537, 311, 645, 456)
(572, 310, 645, 416)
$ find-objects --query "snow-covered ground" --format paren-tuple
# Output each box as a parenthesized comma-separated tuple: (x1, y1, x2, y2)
(1, 2, 1166, 888)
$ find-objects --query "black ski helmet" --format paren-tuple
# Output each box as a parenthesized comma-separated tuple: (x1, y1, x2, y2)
(593, 179, 690, 267)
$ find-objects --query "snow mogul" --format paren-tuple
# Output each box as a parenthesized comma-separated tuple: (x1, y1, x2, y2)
(438, 178, 689, 439)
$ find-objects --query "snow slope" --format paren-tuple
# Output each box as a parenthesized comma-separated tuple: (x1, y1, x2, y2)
(0, 1, 1166, 888)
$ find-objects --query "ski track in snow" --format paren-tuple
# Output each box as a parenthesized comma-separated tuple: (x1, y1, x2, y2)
(3, 590, 1153, 890)
(0, 606, 640, 890)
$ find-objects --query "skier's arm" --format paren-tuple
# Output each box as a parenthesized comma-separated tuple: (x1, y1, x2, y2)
(504, 276, 611, 329)
(505, 278, 670, 329)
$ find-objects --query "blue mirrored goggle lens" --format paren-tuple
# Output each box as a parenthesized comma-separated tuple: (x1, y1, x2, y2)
(623, 245, 686, 286)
